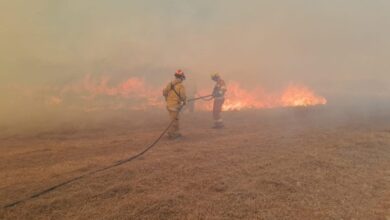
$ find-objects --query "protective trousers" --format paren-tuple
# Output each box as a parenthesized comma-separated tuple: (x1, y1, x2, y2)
(168, 110, 180, 137)
(213, 98, 225, 124)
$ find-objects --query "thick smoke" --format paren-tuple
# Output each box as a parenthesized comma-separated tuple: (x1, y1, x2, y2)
(1, 0, 390, 126)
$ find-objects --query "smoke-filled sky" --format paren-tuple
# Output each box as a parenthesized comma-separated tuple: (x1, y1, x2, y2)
(1, 0, 390, 120)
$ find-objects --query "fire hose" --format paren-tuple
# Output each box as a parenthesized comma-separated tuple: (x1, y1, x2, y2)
(187, 94, 214, 102)
(3, 94, 214, 209)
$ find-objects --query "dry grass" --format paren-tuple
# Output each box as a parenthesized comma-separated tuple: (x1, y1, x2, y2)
(0, 108, 389, 219)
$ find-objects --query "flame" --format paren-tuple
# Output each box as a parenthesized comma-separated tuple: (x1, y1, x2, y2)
(80, 75, 164, 110)
(46, 96, 63, 106)
(44, 75, 327, 112)
(82, 75, 150, 98)
(280, 85, 327, 107)
(196, 82, 327, 111)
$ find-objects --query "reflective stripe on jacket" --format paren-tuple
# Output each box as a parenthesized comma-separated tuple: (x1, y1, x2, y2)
(213, 79, 227, 100)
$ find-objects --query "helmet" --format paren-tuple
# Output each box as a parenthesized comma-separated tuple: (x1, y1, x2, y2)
(211, 73, 220, 80)
(174, 69, 186, 80)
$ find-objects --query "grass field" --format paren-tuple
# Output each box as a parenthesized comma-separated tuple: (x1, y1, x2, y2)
(1, 107, 389, 219)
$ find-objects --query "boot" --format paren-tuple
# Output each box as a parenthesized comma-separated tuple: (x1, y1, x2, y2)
(212, 122, 224, 129)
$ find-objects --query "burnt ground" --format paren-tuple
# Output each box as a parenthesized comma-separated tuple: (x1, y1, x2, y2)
(0, 108, 389, 219)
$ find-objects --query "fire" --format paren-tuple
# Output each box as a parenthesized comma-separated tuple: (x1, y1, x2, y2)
(280, 85, 327, 107)
(46, 96, 63, 106)
(49, 75, 326, 112)
(80, 75, 164, 110)
(199, 82, 269, 111)
(196, 82, 327, 111)
(82, 75, 151, 98)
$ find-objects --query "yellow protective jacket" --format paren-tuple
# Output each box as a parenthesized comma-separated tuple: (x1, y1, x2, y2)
(212, 79, 227, 100)
(163, 79, 187, 111)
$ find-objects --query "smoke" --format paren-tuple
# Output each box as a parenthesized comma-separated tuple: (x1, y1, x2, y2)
(1, 0, 390, 126)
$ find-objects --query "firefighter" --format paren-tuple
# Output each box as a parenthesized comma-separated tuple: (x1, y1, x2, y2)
(211, 73, 227, 128)
(163, 69, 187, 139)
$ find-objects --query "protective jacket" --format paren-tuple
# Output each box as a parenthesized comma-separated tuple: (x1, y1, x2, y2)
(163, 79, 187, 111)
(212, 79, 227, 100)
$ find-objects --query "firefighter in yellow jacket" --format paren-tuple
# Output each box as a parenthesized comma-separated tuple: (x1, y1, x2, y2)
(163, 69, 187, 139)
(211, 73, 227, 128)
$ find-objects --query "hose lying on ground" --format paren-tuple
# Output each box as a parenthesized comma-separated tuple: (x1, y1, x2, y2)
(3, 95, 213, 209)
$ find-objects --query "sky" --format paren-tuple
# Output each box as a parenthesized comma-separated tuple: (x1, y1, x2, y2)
(1, 0, 390, 120)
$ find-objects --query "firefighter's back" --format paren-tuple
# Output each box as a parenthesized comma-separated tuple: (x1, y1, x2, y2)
(163, 79, 186, 111)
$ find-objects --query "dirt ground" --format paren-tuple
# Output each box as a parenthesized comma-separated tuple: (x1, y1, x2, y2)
(0, 107, 389, 220)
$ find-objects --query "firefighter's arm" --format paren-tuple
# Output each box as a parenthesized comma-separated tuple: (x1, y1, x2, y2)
(180, 86, 187, 106)
(162, 84, 169, 99)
